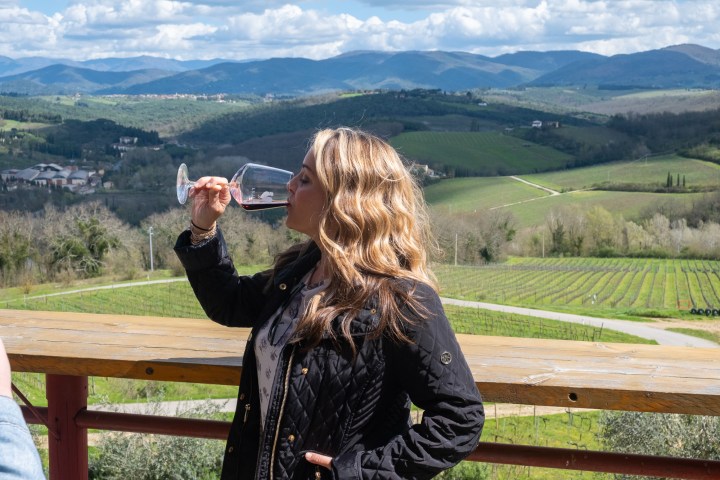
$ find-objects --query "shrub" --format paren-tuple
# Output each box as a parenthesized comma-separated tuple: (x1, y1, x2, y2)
(89, 401, 225, 480)
(599, 411, 720, 480)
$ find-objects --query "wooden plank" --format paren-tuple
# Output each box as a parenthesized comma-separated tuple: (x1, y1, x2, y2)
(1, 310, 247, 385)
(2, 310, 720, 415)
(457, 334, 720, 414)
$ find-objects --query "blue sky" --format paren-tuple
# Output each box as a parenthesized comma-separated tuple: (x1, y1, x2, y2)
(2, 1, 719, 60)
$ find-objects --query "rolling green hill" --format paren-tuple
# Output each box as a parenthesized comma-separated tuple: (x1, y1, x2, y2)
(501, 190, 704, 228)
(520, 154, 720, 192)
(391, 131, 574, 176)
(424, 176, 548, 214)
(423, 156, 716, 229)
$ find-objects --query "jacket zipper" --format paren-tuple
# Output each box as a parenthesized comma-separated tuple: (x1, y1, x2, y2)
(242, 333, 255, 427)
(268, 345, 296, 478)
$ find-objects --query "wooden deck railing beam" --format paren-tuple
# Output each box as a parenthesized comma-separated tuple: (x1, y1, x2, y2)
(3, 309, 720, 479)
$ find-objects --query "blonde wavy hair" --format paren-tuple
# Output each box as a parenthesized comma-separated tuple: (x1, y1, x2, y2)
(282, 127, 438, 350)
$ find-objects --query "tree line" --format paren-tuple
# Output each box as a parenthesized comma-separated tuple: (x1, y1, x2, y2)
(0, 201, 302, 290)
(7, 190, 720, 289)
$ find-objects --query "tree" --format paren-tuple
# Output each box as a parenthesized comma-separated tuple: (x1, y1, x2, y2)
(42, 203, 131, 279)
(0, 211, 38, 287)
(585, 206, 619, 254)
(477, 210, 516, 263)
(546, 206, 585, 256)
(50, 217, 120, 277)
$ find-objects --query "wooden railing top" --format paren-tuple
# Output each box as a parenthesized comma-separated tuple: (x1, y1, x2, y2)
(1, 309, 244, 385)
(2, 309, 720, 416)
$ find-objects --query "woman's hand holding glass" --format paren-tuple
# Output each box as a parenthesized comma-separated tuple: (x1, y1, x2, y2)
(189, 176, 232, 230)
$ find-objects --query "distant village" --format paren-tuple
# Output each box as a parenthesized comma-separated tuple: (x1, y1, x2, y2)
(0, 162, 107, 195)
(0, 136, 142, 194)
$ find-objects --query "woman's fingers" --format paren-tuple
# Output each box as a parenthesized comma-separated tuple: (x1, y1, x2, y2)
(305, 451, 332, 469)
(193, 176, 229, 191)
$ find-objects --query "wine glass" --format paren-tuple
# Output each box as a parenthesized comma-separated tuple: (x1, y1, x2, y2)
(176, 162, 293, 211)
(229, 163, 293, 210)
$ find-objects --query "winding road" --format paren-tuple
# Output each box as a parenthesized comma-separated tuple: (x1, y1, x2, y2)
(441, 297, 718, 348)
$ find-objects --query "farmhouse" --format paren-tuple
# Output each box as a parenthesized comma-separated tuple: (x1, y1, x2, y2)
(1, 163, 103, 194)
(411, 163, 441, 179)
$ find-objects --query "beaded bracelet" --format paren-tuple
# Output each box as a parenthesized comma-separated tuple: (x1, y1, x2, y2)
(190, 223, 217, 245)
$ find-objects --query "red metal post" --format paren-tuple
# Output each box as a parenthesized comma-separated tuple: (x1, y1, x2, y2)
(46, 374, 88, 480)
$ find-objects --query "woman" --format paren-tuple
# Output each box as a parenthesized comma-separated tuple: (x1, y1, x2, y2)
(175, 127, 484, 479)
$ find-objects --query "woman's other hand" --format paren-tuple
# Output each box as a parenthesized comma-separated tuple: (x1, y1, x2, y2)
(305, 451, 332, 470)
(190, 176, 231, 229)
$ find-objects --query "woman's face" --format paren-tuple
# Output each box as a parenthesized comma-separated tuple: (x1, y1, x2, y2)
(286, 149, 327, 241)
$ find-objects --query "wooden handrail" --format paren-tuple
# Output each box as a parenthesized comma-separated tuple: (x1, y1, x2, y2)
(3, 309, 720, 479)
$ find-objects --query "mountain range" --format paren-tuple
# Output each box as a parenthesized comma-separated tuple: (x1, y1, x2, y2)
(0, 44, 718, 96)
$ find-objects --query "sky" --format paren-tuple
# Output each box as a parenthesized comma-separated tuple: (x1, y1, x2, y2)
(1, 0, 719, 61)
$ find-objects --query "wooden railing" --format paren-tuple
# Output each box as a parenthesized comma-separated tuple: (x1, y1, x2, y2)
(2, 309, 720, 479)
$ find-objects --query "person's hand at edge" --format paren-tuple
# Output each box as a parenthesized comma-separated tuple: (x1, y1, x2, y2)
(0, 338, 13, 398)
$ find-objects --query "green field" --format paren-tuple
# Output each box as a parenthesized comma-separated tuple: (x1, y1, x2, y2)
(391, 131, 574, 175)
(434, 256, 720, 318)
(422, 155, 719, 230)
(0, 119, 51, 130)
(424, 176, 548, 214)
(502, 189, 703, 228)
(521, 154, 720, 191)
(425, 176, 705, 229)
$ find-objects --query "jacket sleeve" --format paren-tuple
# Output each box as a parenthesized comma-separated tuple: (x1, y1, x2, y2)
(331, 283, 485, 479)
(0, 396, 46, 480)
(174, 226, 271, 328)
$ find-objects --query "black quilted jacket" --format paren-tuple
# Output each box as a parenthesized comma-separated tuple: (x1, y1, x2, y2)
(175, 228, 484, 480)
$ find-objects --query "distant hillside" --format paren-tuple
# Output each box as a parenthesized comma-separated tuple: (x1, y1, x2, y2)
(493, 50, 604, 71)
(1, 44, 719, 95)
(0, 64, 174, 94)
(0, 55, 231, 77)
(117, 51, 540, 95)
(530, 44, 720, 88)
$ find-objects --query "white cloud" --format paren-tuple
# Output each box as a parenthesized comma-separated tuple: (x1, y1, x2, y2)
(0, 0, 718, 60)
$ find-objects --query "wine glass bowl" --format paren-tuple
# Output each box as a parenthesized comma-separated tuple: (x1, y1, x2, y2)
(176, 162, 292, 211)
(229, 163, 292, 210)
